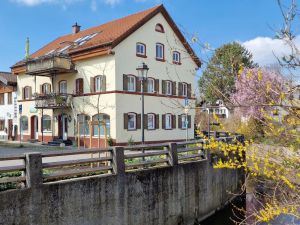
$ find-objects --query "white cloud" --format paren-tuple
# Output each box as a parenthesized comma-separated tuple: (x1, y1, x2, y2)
(90, 0, 97, 11)
(11, 0, 81, 6)
(104, 0, 121, 7)
(242, 36, 300, 66)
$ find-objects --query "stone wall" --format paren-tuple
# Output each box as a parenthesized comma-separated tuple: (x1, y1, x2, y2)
(0, 157, 242, 225)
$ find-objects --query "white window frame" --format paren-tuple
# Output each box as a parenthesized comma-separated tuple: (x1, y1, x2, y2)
(128, 76, 136, 92)
(173, 51, 181, 63)
(165, 114, 172, 129)
(128, 113, 136, 130)
(166, 81, 172, 95)
(156, 43, 164, 60)
(59, 81, 67, 94)
(95, 76, 102, 92)
(42, 83, 51, 94)
(182, 83, 188, 97)
(147, 114, 155, 130)
(181, 114, 188, 129)
(147, 78, 155, 93)
(136, 43, 146, 56)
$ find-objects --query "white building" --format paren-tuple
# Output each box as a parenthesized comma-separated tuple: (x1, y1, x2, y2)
(11, 5, 201, 147)
(0, 72, 18, 141)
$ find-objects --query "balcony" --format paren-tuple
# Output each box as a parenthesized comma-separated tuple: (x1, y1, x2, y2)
(34, 93, 73, 109)
(26, 55, 76, 76)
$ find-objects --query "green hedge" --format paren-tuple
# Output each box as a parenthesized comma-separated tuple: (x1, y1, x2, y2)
(0, 171, 23, 192)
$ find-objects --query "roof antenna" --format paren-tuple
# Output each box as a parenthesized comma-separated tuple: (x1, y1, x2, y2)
(25, 37, 30, 59)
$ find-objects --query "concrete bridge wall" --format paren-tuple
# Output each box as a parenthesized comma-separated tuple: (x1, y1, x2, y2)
(0, 156, 242, 225)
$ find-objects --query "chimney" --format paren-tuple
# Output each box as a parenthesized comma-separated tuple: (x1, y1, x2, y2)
(72, 22, 81, 34)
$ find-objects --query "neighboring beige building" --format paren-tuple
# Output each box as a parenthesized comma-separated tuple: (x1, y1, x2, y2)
(11, 5, 201, 147)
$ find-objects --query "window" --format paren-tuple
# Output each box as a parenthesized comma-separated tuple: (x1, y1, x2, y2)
(128, 113, 136, 130)
(147, 114, 155, 130)
(155, 23, 164, 33)
(156, 43, 164, 60)
(136, 43, 146, 57)
(147, 78, 154, 93)
(181, 114, 188, 129)
(166, 81, 172, 95)
(41, 83, 51, 94)
(93, 114, 110, 136)
(20, 116, 28, 132)
(24, 86, 31, 100)
(173, 51, 181, 64)
(59, 81, 67, 94)
(0, 120, 4, 131)
(0, 94, 4, 105)
(42, 115, 51, 132)
(182, 83, 188, 97)
(7, 92, 12, 105)
(78, 114, 90, 135)
(76, 78, 84, 95)
(95, 76, 103, 92)
(165, 114, 172, 129)
(128, 75, 136, 92)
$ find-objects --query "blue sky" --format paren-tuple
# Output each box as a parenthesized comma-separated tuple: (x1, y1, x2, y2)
(0, 0, 294, 72)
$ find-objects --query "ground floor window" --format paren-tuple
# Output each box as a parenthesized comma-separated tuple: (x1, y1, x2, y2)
(128, 113, 136, 130)
(20, 116, 28, 132)
(42, 115, 51, 132)
(78, 114, 90, 135)
(92, 114, 110, 136)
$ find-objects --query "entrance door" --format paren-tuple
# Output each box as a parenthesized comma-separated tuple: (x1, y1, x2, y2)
(58, 114, 68, 140)
(8, 119, 13, 140)
(30, 116, 38, 140)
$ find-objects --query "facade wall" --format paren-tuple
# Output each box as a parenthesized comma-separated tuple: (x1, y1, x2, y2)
(114, 13, 197, 143)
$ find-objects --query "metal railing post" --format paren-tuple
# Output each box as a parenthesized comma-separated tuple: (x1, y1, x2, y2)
(25, 153, 43, 188)
(167, 143, 178, 166)
(112, 147, 125, 175)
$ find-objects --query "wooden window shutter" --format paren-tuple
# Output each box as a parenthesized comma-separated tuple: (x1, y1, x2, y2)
(101, 76, 106, 92)
(188, 115, 192, 129)
(172, 115, 176, 129)
(143, 79, 148, 92)
(144, 114, 148, 129)
(172, 82, 176, 96)
(178, 115, 182, 129)
(162, 114, 166, 129)
(29, 87, 32, 99)
(155, 79, 159, 93)
(90, 77, 95, 93)
(136, 77, 141, 92)
(123, 75, 128, 91)
(21, 87, 24, 100)
(187, 83, 192, 98)
(40, 85, 43, 94)
(80, 79, 84, 94)
(49, 83, 52, 92)
(162, 80, 166, 94)
(155, 114, 159, 129)
(137, 114, 141, 129)
(178, 82, 183, 96)
(123, 113, 128, 129)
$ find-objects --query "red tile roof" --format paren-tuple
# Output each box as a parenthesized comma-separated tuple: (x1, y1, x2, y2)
(12, 5, 201, 69)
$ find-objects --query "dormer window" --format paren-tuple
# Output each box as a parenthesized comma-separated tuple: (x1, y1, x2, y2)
(136, 42, 146, 58)
(173, 51, 181, 64)
(155, 23, 164, 33)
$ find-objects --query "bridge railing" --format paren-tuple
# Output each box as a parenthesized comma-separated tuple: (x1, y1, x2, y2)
(0, 136, 241, 191)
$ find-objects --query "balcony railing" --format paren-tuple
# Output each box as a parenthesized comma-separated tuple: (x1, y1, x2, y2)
(26, 55, 76, 76)
(34, 93, 73, 109)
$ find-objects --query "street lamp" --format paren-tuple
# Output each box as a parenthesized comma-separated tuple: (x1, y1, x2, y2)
(136, 62, 149, 145)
